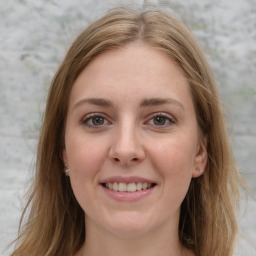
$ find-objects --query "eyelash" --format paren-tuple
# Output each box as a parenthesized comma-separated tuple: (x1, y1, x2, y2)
(81, 113, 111, 128)
(145, 113, 175, 128)
(81, 112, 175, 129)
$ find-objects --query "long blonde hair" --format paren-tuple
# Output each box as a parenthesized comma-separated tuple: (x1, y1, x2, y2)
(12, 6, 241, 256)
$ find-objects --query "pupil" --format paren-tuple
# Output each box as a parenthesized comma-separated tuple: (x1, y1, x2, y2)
(92, 117, 104, 125)
(154, 116, 166, 125)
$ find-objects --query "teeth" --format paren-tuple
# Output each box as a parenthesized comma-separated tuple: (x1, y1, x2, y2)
(127, 183, 136, 192)
(119, 182, 127, 192)
(113, 182, 118, 191)
(108, 183, 113, 190)
(105, 182, 154, 192)
(142, 183, 148, 190)
(136, 182, 142, 190)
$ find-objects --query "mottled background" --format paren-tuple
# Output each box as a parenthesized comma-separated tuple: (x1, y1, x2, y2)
(0, 0, 255, 255)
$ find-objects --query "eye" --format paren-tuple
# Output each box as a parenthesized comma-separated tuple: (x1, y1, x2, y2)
(153, 116, 168, 125)
(146, 113, 175, 127)
(81, 113, 111, 128)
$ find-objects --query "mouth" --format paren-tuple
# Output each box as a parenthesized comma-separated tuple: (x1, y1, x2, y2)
(101, 182, 156, 193)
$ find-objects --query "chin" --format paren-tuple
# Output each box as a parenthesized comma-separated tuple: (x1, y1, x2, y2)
(104, 214, 156, 238)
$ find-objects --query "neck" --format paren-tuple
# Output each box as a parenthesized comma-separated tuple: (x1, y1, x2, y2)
(79, 218, 186, 256)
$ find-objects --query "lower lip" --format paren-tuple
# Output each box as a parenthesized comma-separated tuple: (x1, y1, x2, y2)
(101, 185, 155, 201)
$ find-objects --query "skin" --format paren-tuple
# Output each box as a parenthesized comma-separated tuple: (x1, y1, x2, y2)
(63, 42, 207, 256)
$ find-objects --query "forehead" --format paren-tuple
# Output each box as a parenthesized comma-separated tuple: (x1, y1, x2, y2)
(69, 43, 192, 108)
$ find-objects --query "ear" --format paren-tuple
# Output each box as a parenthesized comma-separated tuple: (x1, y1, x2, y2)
(62, 148, 68, 166)
(192, 136, 208, 178)
(62, 148, 70, 176)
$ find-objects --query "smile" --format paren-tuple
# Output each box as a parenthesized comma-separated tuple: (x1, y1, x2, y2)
(102, 182, 156, 192)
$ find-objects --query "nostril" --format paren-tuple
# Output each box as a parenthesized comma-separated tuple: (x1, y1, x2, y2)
(112, 157, 138, 163)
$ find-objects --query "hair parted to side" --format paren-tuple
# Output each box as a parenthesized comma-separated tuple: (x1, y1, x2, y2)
(11, 6, 242, 256)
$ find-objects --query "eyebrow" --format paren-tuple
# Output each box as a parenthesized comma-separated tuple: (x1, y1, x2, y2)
(73, 97, 184, 110)
(73, 98, 114, 110)
(140, 98, 184, 109)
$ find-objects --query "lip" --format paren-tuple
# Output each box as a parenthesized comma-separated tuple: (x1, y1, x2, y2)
(100, 176, 156, 184)
(101, 185, 156, 201)
(100, 176, 157, 202)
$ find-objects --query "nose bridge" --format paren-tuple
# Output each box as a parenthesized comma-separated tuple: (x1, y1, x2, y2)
(109, 118, 144, 164)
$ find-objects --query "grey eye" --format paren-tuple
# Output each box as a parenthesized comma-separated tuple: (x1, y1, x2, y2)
(146, 113, 175, 128)
(82, 114, 109, 128)
(91, 116, 105, 125)
(153, 116, 168, 125)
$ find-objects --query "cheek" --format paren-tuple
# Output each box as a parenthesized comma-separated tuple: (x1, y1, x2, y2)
(67, 135, 108, 173)
(66, 136, 109, 210)
(151, 138, 196, 173)
(66, 136, 108, 195)
(149, 137, 196, 195)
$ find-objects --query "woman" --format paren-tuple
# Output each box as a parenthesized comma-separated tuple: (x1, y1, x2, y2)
(12, 6, 242, 256)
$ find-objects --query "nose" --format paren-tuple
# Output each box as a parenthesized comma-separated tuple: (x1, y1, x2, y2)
(108, 123, 145, 166)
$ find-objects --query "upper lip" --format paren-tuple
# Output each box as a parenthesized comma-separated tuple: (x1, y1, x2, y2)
(100, 176, 157, 184)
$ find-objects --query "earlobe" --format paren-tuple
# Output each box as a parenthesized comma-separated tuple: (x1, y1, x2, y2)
(62, 149, 70, 176)
(192, 136, 208, 178)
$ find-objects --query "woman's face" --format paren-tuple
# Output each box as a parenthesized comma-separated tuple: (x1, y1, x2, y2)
(63, 43, 207, 238)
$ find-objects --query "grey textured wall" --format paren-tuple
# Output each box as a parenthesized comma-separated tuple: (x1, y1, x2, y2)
(0, 0, 255, 255)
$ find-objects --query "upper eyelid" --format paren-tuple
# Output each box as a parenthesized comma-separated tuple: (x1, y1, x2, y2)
(80, 111, 176, 124)
(145, 112, 175, 121)
(146, 113, 176, 128)
(81, 112, 112, 126)
(82, 112, 110, 120)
